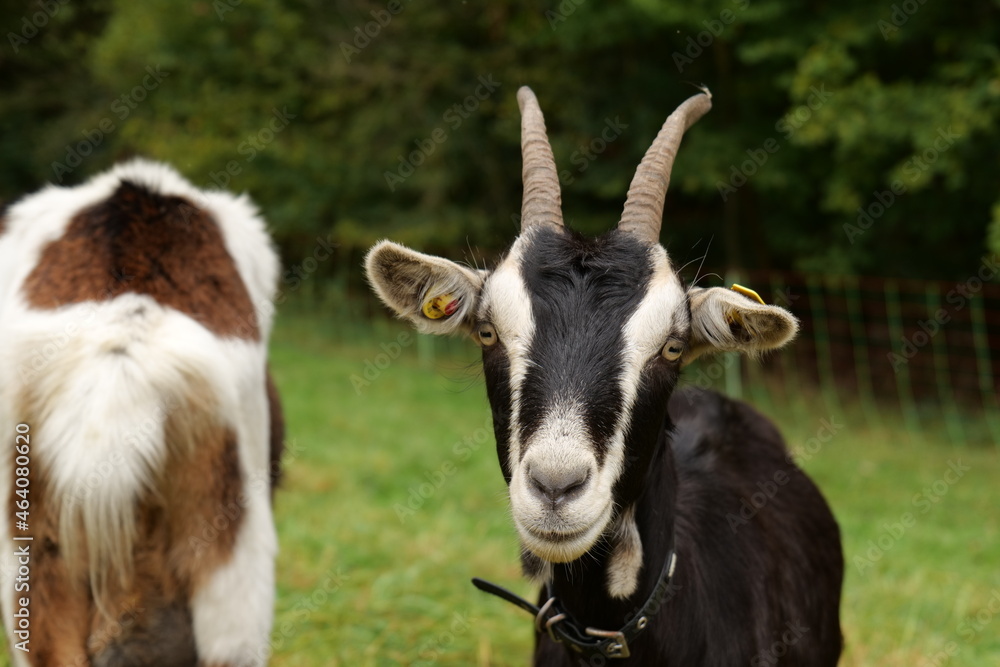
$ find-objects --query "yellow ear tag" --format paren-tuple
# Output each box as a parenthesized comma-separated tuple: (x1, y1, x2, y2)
(730, 284, 766, 305)
(422, 293, 460, 320)
(727, 284, 766, 327)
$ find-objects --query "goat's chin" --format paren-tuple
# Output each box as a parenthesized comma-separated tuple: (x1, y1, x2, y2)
(515, 510, 612, 564)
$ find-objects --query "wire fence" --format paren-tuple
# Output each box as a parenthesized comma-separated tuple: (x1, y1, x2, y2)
(319, 258, 1000, 448)
(685, 263, 1000, 448)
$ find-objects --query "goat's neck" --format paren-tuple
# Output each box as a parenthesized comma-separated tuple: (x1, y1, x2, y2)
(547, 426, 678, 630)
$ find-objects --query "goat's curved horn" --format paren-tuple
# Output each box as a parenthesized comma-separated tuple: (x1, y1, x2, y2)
(619, 88, 712, 244)
(517, 86, 564, 233)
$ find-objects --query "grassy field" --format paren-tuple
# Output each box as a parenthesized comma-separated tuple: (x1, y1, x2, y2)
(3, 310, 999, 665)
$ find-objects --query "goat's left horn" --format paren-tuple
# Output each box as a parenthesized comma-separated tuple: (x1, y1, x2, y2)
(618, 88, 712, 244)
(517, 86, 564, 233)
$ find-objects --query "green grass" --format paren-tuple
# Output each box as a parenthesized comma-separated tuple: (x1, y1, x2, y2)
(3, 311, 998, 665)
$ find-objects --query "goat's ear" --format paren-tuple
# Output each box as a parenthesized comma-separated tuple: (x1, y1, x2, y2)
(685, 286, 798, 364)
(365, 240, 484, 336)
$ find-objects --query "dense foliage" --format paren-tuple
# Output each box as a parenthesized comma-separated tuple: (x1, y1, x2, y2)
(1, 0, 997, 283)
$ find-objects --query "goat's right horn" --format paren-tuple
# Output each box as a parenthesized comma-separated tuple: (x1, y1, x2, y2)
(618, 88, 712, 245)
(517, 86, 564, 234)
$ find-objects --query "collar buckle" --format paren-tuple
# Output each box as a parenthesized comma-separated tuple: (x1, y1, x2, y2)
(585, 628, 631, 658)
(535, 596, 568, 643)
(472, 547, 678, 662)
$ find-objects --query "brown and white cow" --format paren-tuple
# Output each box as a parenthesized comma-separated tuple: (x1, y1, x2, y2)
(0, 159, 282, 665)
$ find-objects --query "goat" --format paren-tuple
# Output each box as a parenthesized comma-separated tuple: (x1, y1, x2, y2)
(365, 88, 843, 665)
(0, 159, 283, 666)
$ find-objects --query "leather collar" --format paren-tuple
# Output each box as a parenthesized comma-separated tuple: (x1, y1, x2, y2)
(472, 549, 678, 660)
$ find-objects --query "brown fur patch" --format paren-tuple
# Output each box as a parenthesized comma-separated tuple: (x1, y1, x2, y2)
(161, 416, 245, 593)
(9, 462, 92, 665)
(266, 369, 285, 493)
(86, 401, 243, 664)
(9, 389, 246, 664)
(22, 180, 260, 340)
(86, 504, 197, 667)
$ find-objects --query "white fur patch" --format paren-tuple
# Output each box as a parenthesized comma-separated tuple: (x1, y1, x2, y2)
(20, 298, 244, 605)
(606, 506, 643, 598)
(613, 245, 687, 453)
(191, 478, 277, 667)
(0, 159, 279, 658)
(510, 403, 612, 563)
(480, 235, 536, 472)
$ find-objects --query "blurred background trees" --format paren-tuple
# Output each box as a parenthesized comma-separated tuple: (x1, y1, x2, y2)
(1, 0, 998, 286)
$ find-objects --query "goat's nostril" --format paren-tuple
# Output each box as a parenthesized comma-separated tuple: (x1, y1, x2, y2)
(528, 466, 590, 505)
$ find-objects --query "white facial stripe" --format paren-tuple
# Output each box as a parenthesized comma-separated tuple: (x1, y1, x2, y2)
(493, 241, 687, 565)
(623, 246, 688, 359)
(480, 235, 535, 467)
(519, 403, 591, 472)
(597, 246, 686, 513)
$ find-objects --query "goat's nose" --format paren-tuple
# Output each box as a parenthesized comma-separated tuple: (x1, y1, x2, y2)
(528, 464, 590, 505)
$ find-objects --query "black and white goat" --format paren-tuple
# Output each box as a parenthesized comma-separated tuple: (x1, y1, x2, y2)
(0, 160, 282, 666)
(366, 88, 843, 664)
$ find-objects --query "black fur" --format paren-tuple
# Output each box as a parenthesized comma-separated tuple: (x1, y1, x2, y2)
(483, 339, 515, 484)
(534, 389, 843, 665)
(479, 227, 843, 665)
(91, 602, 198, 667)
(266, 368, 285, 492)
(515, 227, 653, 466)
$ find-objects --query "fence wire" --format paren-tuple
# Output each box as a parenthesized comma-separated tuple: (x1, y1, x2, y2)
(684, 267, 1000, 448)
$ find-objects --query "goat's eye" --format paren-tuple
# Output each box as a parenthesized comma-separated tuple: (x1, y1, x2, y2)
(476, 323, 498, 347)
(661, 338, 684, 362)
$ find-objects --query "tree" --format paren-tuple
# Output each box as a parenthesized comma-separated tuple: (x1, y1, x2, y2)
(2, 0, 996, 284)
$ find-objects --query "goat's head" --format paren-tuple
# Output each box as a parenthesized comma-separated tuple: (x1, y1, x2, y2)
(366, 87, 798, 597)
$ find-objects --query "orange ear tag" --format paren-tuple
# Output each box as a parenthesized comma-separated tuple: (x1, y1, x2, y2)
(727, 284, 766, 326)
(422, 293, 461, 320)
